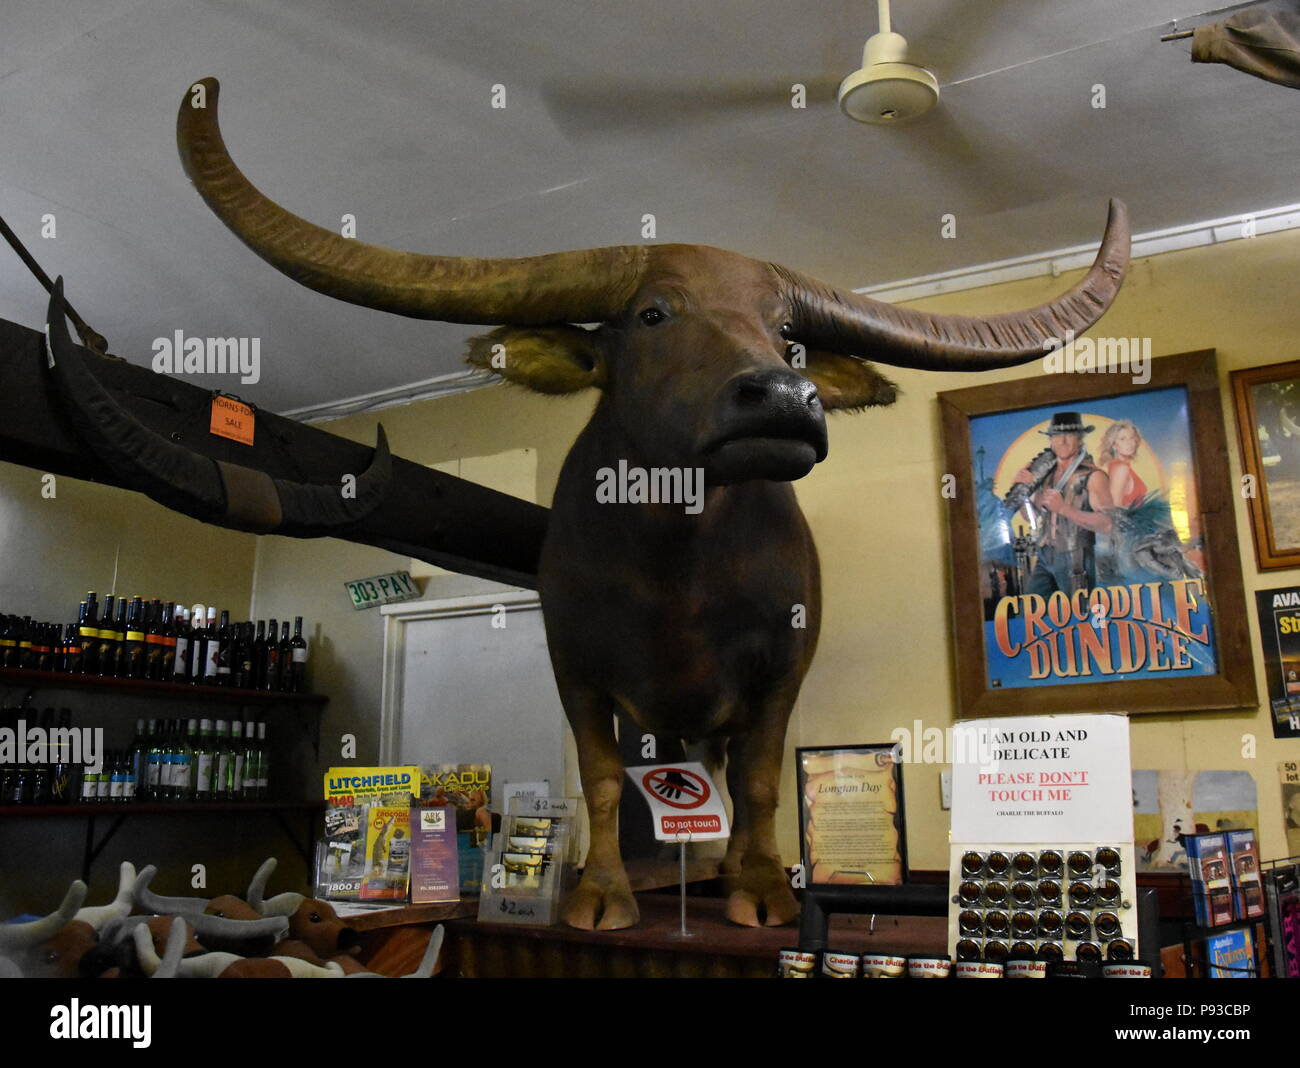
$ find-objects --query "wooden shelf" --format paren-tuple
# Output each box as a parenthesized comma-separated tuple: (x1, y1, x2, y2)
(0, 666, 327, 705)
(0, 799, 325, 818)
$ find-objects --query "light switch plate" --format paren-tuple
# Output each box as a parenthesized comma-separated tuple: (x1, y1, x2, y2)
(940, 770, 952, 810)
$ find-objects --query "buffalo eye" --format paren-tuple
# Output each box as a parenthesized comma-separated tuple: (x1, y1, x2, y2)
(44, 950, 58, 965)
(309, 912, 321, 923)
(638, 308, 665, 326)
(779, 321, 794, 340)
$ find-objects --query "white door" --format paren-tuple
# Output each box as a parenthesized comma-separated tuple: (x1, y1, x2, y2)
(379, 591, 568, 794)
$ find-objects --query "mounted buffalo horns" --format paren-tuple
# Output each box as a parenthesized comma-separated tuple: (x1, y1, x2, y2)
(177, 76, 1129, 370)
(45, 278, 392, 536)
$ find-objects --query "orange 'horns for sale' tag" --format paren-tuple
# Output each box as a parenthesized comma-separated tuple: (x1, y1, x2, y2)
(210, 395, 254, 445)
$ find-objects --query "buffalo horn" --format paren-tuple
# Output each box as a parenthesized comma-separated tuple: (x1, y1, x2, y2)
(46, 280, 390, 536)
(177, 78, 645, 326)
(774, 199, 1130, 370)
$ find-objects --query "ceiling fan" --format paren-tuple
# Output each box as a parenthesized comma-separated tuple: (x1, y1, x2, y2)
(837, 0, 939, 124)
(537, 1, 1067, 213)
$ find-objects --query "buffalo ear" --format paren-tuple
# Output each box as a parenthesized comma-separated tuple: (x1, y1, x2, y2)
(799, 350, 899, 411)
(466, 326, 605, 394)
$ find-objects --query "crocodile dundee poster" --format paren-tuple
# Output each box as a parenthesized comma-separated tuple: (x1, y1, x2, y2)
(971, 386, 1215, 690)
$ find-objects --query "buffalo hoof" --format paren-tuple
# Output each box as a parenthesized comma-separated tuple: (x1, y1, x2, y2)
(725, 856, 799, 927)
(564, 869, 639, 931)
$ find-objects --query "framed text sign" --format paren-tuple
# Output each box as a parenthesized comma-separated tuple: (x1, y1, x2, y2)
(795, 744, 906, 886)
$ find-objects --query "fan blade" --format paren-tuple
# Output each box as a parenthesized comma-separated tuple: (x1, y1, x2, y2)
(879, 100, 1068, 215)
(540, 76, 843, 138)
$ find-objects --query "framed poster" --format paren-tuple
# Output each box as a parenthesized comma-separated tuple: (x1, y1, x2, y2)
(1231, 359, 1300, 570)
(1253, 586, 1300, 739)
(795, 745, 906, 885)
(939, 350, 1255, 718)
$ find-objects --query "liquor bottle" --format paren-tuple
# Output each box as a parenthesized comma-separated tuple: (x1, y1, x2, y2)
(263, 618, 280, 691)
(78, 763, 96, 804)
(108, 751, 125, 803)
(242, 722, 259, 799)
(123, 596, 146, 679)
(256, 722, 269, 799)
(145, 602, 165, 680)
(79, 593, 99, 675)
(50, 736, 74, 804)
(216, 610, 232, 685)
(213, 719, 231, 799)
(252, 620, 267, 690)
(230, 720, 245, 800)
(144, 719, 164, 801)
(96, 750, 113, 803)
(173, 720, 196, 801)
(61, 620, 77, 674)
(288, 617, 309, 693)
(276, 621, 292, 692)
(122, 748, 138, 802)
(16, 616, 34, 668)
(194, 719, 215, 802)
(232, 624, 252, 689)
(171, 605, 191, 682)
(187, 604, 206, 684)
(109, 602, 128, 675)
(202, 607, 220, 685)
(32, 623, 52, 672)
(94, 595, 114, 677)
(0, 615, 16, 669)
(129, 719, 148, 800)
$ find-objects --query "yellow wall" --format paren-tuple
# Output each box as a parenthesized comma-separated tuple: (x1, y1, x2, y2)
(280, 226, 1300, 873)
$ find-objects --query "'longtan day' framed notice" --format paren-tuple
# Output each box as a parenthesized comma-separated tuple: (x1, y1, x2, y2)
(795, 744, 906, 885)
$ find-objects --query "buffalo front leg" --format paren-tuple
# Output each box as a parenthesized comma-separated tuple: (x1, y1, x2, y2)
(721, 705, 799, 928)
(561, 688, 638, 931)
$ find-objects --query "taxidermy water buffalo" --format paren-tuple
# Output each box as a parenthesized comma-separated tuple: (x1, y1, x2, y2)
(177, 78, 1129, 930)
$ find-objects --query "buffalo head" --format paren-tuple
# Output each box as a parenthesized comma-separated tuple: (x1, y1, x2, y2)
(176, 77, 1128, 490)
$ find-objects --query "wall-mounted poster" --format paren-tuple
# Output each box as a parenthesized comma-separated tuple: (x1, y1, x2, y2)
(1230, 359, 1300, 570)
(1132, 769, 1259, 872)
(1254, 585, 1300, 739)
(795, 745, 905, 885)
(939, 350, 1256, 717)
(1282, 762, 1300, 857)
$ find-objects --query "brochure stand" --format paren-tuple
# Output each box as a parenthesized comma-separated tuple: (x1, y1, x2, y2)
(477, 796, 579, 927)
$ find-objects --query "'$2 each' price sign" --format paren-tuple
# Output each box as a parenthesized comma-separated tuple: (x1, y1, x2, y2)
(624, 762, 730, 843)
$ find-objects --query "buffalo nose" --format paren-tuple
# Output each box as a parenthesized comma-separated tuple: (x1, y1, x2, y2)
(730, 370, 820, 411)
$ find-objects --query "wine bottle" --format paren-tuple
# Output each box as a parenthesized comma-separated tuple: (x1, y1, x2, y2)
(109, 597, 129, 678)
(257, 722, 269, 799)
(171, 606, 191, 681)
(242, 722, 259, 799)
(202, 607, 220, 685)
(216, 610, 232, 685)
(289, 617, 308, 693)
(123, 596, 146, 679)
(129, 718, 148, 801)
(194, 719, 214, 802)
(276, 621, 292, 693)
(263, 618, 280, 691)
(213, 719, 231, 799)
(144, 719, 163, 801)
(252, 620, 267, 690)
(79, 592, 99, 675)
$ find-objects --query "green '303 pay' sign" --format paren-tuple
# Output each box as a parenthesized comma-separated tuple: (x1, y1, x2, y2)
(344, 571, 421, 610)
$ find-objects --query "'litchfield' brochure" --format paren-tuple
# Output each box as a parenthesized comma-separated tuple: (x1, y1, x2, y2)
(324, 766, 419, 808)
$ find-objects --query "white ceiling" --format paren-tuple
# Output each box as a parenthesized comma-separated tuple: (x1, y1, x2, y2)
(2, 0, 1298, 412)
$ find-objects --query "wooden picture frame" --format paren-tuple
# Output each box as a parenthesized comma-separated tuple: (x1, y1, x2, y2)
(938, 350, 1256, 718)
(795, 744, 907, 886)
(1230, 359, 1300, 570)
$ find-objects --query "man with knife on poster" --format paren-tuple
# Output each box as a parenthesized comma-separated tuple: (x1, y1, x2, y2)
(1012, 412, 1115, 597)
